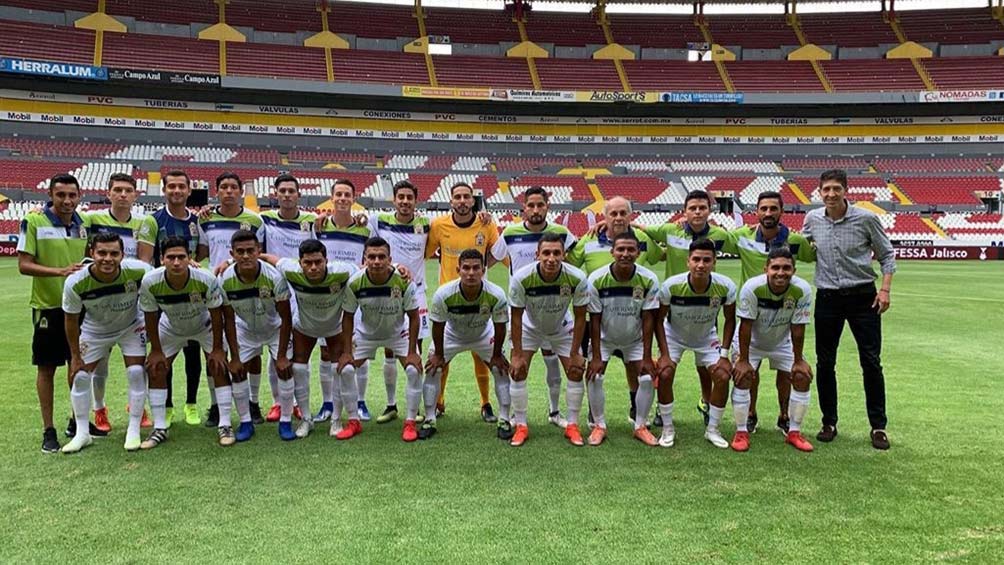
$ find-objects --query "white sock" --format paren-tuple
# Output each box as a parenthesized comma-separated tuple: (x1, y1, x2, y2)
(635, 374, 654, 430)
(91, 357, 108, 410)
(268, 360, 280, 404)
(248, 372, 261, 404)
(233, 379, 252, 424)
(404, 364, 422, 420)
(357, 360, 370, 404)
(206, 373, 217, 405)
(215, 385, 233, 428)
(789, 389, 811, 433)
(510, 380, 528, 425)
(384, 358, 398, 406)
(732, 388, 751, 432)
(331, 364, 342, 420)
(542, 354, 562, 414)
(277, 378, 295, 423)
(566, 380, 585, 425)
(339, 365, 359, 420)
(708, 404, 725, 432)
(423, 368, 441, 424)
(126, 365, 147, 437)
(319, 360, 333, 405)
(587, 375, 606, 428)
(292, 363, 311, 418)
(491, 366, 511, 422)
(149, 388, 168, 429)
(70, 370, 93, 434)
(659, 402, 675, 433)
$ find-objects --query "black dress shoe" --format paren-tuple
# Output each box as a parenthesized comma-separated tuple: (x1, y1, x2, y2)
(870, 429, 890, 450)
(816, 424, 838, 442)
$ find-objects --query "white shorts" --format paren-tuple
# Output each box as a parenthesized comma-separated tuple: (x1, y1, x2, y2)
(80, 322, 146, 364)
(599, 339, 644, 363)
(433, 334, 500, 365)
(665, 321, 721, 368)
(237, 327, 291, 364)
(733, 341, 795, 373)
(521, 322, 574, 358)
(161, 321, 212, 359)
(353, 330, 410, 360)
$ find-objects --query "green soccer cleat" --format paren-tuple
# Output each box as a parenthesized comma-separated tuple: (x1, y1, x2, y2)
(184, 403, 201, 426)
(376, 405, 398, 424)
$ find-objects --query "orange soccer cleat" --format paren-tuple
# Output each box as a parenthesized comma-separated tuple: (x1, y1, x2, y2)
(731, 431, 750, 452)
(564, 424, 584, 446)
(510, 424, 529, 447)
(633, 427, 658, 447)
(587, 426, 607, 446)
(402, 419, 418, 442)
(93, 407, 111, 433)
(785, 431, 814, 452)
(335, 419, 362, 440)
(266, 404, 281, 423)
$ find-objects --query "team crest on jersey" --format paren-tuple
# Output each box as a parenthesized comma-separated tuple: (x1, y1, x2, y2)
(475, 233, 485, 247)
(560, 284, 572, 298)
(259, 287, 272, 299)
(632, 286, 644, 300)
(190, 292, 204, 304)
(300, 221, 311, 232)
(124, 280, 137, 293)
(783, 297, 796, 309)
(414, 224, 424, 235)
(479, 303, 490, 315)
(709, 296, 721, 309)
(329, 282, 341, 294)
(78, 226, 88, 239)
(240, 222, 251, 231)
(391, 287, 402, 299)
(189, 223, 199, 237)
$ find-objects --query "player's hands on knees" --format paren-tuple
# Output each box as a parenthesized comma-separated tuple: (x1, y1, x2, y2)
(69, 355, 84, 377)
(711, 358, 733, 384)
(336, 352, 354, 372)
(586, 357, 605, 381)
(656, 354, 676, 381)
(566, 353, 586, 381)
(791, 359, 813, 387)
(509, 352, 529, 380)
(228, 357, 246, 380)
(274, 356, 292, 379)
(208, 348, 228, 378)
(640, 356, 657, 379)
(733, 359, 755, 388)
(424, 353, 445, 375)
(490, 354, 510, 375)
(146, 350, 168, 376)
(404, 353, 422, 371)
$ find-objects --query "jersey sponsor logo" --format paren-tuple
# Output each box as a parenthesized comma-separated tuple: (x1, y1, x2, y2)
(632, 286, 643, 300)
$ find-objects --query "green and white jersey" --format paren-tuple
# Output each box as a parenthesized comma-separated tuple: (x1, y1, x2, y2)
(139, 266, 224, 336)
(736, 274, 812, 350)
(429, 279, 508, 343)
(567, 227, 662, 275)
(275, 258, 357, 338)
(219, 260, 290, 337)
(63, 259, 150, 337)
(491, 222, 577, 274)
(659, 272, 737, 345)
(729, 225, 816, 287)
(342, 269, 419, 341)
(586, 264, 660, 345)
(18, 207, 91, 309)
(509, 261, 590, 334)
(369, 213, 429, 294)
(259, 209, 318, 259)
(643, 222, 732, 278)
(198, 207, 264, 269)
(317, 219, 370, 266)
(86, 209, 157, 260)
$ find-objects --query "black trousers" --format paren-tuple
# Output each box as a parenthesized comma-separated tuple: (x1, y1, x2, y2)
(814, 286, 887, 430)
(166, 341, 203, 407)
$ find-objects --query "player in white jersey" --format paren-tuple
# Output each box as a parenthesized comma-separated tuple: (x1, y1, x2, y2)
(261, 239, 358, 439)
(584, 231, 661, 447)
(140, 236, 231, 447)
(425, 249, 511, 441)
(508, 232, 590, 447)
(733, 247, 815, 453)
(339, 237, 426, 442)
(492, 186, 577, 428)
(652, 239, 737, 449)
(61, 232, 151, 453)
(218, 230, 296, 441)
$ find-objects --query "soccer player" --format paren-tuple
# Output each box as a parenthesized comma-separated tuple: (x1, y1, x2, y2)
(218, 231, 295, 440)
(583, 231, 661, 447)
(426, 182, 502, 422)
(263, 239, 358, 439)
(140, 237, 232, 446)
(652, 239, 737, 449)
(508, 233, 590, 446)
(338, 237, 425, 442)
(60, 232, 151, 453)
(493, 186, 577, 428)
(18, 174, 91, 453)
(425, 249, 510, 441)
(732, 247, 815, 452)
(728, 191, 815, 433)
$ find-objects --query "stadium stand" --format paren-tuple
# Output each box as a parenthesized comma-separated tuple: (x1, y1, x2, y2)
(797, 176, 893, 202)
(535, 58, 622, 90)
(820, 59, 926, 92)
(923, 57, 1004, 91)
(896, 8, 1004, 45)
(872, 158, 1000, 173)
(936, 213, 1004, 241)
(782, 158, 870, 171)
(433, 55, 534, 89)
(102, 30, 219, 74)
(227, 43, 329, 82)
(706, 14, 799, 49)
(0, 19, 93, 66)
(622, 59, 725, 92)
(725, 61, 824, 93)
(893, 176, 1001, 205)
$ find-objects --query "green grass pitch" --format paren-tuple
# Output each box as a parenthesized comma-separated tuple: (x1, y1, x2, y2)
(1, 257, 1002, 563)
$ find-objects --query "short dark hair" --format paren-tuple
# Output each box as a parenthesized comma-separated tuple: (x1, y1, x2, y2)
(364, 236, 390, 253)
(333, 178, 355, 194)
(757, 191, 783, 206)
(767, 246, 794, 264)
(392, 179, 417, 198)
(523, 186, 549, 202)
(230, 229, 259, 248)
(161, 235, 189, 255)
(216, 172, 243, 189)
(689, 238, 717, 255)
(90, 231, 124, 251)
(819, 169, 847, 189)
(611, 230, 640, 247)
(49, 174, 80, 191)
(162, 170, 190, 186)
(107, 172, 136, 190)
(684, 190, 711, 207)
(537, 232, 565, 247)
(274, 174, 299, 190)
(450, 182, 474, 197)
(458, 248, 484, 266)
(299, 238, 326, 258)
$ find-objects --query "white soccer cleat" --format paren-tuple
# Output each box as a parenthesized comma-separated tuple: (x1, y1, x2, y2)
(329, 420, 343, 437)
(61, 433, 93, 454)
(704, 428, 729, 449)
(295, 419, 314, 439)
(124, 429, 142, 452)
(548, 411, 567, 429)
(659, 428, 676, 448)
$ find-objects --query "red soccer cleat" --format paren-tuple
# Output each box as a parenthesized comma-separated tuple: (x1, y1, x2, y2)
(93, 407, 111, 433)
(785, 431, 814, 452)
(127, 405, 154, 428)
(402, 419, 418, 442)
(633, 427, 658, 447)
(293, 406, 303, 421)
(335, 419, 362, 440)
(510, 424, 529, 447)
(265, 404, 281, 423)
(587, 426, 607, 446)
(564, 424, 584, 446)
(731, 431, 750, 452)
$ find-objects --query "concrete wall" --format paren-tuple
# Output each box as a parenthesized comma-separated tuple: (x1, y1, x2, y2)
(640, 48, 690, 61)
(742, 48, 783, 61)
(939, 44, 995, 57)
(252, 31, 300, 46)
(451, 43, 503, 57)
(838, 46, 881, 59)
(0, 7, 65, 25)
(134, 21, 190, 38)
(554, 46, 592, 59)
(357, 37, 399, 51)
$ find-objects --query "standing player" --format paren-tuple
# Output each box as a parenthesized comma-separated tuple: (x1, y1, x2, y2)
(652, 239, 737, 449)
(425, 249, 510, 441)
(338, 237, 425, 441)
(492, 186, 577, 428)
(60, 232, 151, 453)
(733, 248, 815, 453)
(140, 237, 232, 446)
(584, 231, 661, 447)
(218, 231, 295, 440)
(18, 174, 92, 453)
(507, 233, 590, 447)
(426, 182, 502, 422)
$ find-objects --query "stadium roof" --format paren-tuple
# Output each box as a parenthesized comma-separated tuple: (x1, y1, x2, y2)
(544, 0, 891, 4)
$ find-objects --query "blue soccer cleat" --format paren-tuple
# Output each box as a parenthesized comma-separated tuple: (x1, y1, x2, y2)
(278, 421, 296, 441)
(235, 421, 255, 442)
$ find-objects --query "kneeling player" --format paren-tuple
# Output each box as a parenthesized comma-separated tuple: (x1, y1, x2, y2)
(425, 249, 510, 441)
(508, 233, 589, 447)
(652, 239, 737, 448)
(732, 247, 814, 452)
(338, 237, 425, 442)
(141, 236, 230, 447)
(61, 232, 151, 453)
(219, 231, 295, 440)
(584, 232, 660, 447)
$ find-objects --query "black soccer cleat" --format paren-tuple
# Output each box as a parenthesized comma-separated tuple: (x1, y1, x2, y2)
(204, 404, 220, 428)
(250, 402, 264, 425)
(418, 421, 437, 440)
(41, 427, 60, 454)
(496, 419, 514, 440)
(481, 403, 497, 423)
(747, 412, 759, 434)
(65, 417, 109, 438)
